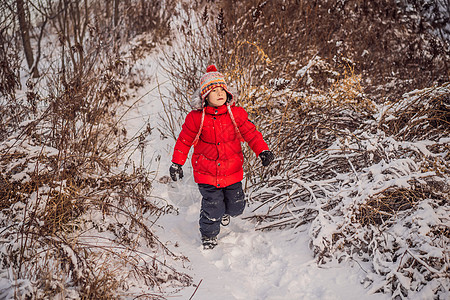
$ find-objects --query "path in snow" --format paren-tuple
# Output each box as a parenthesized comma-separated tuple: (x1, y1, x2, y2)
(153, 174, 386, 300)
(124, 57, 388, 300)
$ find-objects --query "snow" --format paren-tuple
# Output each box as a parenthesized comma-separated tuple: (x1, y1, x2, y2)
(1, 5, 447, 298)
(153, 176, 387, 300)
(121, 49, 389, 299)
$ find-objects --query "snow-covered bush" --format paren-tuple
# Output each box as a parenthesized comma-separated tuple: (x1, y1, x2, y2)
(248, 83, 449, 299)
(1, 0, 191, 298)
(160, 1, 448, 298)
(0, 68, 191, 299)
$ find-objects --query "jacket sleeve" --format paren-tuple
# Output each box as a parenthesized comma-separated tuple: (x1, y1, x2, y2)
(172, 111, 200, 165)
(233, 106, 269, 156)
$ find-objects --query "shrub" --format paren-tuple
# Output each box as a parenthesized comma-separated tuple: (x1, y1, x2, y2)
(161, 1, 449, 298)
(0, 0, 191, 298)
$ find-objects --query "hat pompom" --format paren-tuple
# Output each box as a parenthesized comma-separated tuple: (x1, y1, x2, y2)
(206, 65, 217, 73)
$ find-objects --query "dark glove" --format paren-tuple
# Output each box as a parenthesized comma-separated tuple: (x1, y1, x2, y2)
(259, 150, 274, 166)
(169, 163, 183, 181)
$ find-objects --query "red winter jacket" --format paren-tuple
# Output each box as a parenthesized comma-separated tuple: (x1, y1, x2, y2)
(172, 104, 269, 188)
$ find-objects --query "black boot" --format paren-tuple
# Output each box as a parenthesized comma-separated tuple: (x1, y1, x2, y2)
(221, 214, 230, 226)
(201, 236, 218, 249)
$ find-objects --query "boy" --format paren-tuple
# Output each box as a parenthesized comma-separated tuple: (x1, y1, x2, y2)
(170, 65, 274, 249)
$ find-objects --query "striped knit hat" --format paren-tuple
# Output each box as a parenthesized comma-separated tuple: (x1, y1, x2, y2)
(200, 65, 233, 101)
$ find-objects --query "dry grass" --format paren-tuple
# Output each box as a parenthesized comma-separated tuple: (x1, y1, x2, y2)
(356, 187, 431, 226)
(380, 83, 450, 141)
(0, 0, 191, 298)
(152, 1, 449, 298)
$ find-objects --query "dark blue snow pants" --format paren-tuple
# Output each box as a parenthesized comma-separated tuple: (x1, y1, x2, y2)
(198, 181, 245, 238)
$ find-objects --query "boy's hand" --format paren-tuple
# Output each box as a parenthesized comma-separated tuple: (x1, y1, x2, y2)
(259, 150, 274, 166)
(169, 163, 183, 181)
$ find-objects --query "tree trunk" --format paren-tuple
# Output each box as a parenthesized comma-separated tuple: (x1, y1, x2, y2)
(16, 0, 39, 77)
(114, 0, 119, 27)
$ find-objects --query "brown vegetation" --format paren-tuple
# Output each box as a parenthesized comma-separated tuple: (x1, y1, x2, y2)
(1, 0, 189, 298)
(162, 0, 449, 298)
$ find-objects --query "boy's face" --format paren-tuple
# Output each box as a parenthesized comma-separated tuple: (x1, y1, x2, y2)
(206, 87, 227, 107)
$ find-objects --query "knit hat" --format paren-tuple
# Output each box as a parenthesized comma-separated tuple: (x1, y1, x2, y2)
(200, 65, 233, 102)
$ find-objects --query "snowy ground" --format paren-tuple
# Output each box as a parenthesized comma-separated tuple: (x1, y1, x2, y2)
(121, 51, 391, 300)
(156, 178, 388, 300)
